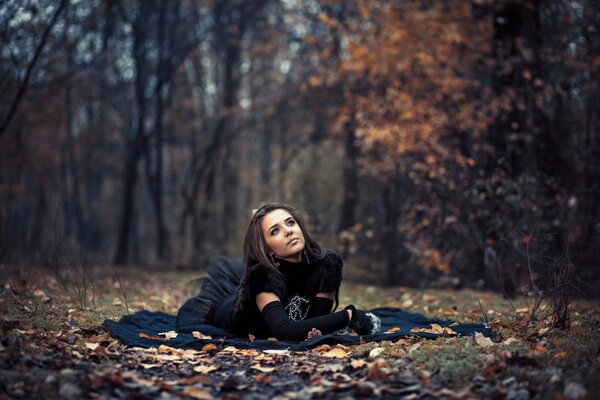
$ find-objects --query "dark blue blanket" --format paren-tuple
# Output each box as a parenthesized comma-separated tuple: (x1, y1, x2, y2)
(104, 307, 492, 351)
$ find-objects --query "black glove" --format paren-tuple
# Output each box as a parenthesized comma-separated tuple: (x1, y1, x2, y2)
(344, 304, 381, 335)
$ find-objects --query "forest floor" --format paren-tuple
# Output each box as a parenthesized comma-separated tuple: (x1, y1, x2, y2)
(0, 265, 599, 399)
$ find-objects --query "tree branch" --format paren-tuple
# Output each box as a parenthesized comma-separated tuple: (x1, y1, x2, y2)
(0, 0, 67, 139)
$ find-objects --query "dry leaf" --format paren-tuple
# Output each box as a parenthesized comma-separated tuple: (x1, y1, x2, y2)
(263, 349, 289, 355)
(442, 327, 458, 335)
(180, 386, 214, 399)
(193, 365, 220, 374)
(158, 344, 182, 354)
(531, 345, 547, 354)
(323, 347, 348, 358)
(159, 331, 178, 340)
(192, 331, 212, 340)
(431, 323, 444, 334)
(368, 364, 388, 381)
(139, 332, 165, 340)
(201, 343, 217, 351)
(318, 344, 332, 351)
(351, 359, 369, 369)
(251, 364, 276, 373)
(502, 337, 520, 345)
(140, 363, 160, 369)
(369, 347, 384, 359)
(85, 343, 99, 351)
(385, 327, 401, 333)
(255, 374, 273, 383)
(449, 321, 461, 326)
(474, 332, 493, 347)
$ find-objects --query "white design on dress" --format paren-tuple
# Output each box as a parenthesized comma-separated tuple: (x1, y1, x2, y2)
(285, 295, 310, 321)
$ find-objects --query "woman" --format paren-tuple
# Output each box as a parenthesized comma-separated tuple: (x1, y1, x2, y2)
(176, 202, 380, 341)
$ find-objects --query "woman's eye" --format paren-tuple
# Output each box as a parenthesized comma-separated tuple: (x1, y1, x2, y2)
(271, 228, 279, 236)
(287, 220, 296, 226)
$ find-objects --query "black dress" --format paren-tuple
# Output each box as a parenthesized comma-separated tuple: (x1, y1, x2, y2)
(176, 251, 343, 339)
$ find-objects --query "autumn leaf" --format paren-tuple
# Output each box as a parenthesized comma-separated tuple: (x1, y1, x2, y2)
(159, 331, 178, 340)
(351, 359, 369, 369)
(322, 347, 348, 358)
(192, 331, 212, 340)
(368, 364, 388, 381)
(201, 343, 217, 351)
(180, 386, 214, 400)
(158, 344, 182, 354)
(255, 374, 273, 383)
(193, 365, 220, 374)
(263, 349, 289, 355)
(140, 363, 160, 370)
(139, 332, 165, 340)
(385, 327, 401, 333)
(473, 332, 493, 347)
(251, 364, 276, 373)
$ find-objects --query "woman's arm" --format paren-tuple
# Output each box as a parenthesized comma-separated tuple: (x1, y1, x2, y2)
(256, 292, 351, 341)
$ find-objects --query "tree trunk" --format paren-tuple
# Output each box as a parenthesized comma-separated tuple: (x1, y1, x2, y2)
(383, 162, 402, 286)
(338, 106, 358, 257)
(114, 0, 149, 265)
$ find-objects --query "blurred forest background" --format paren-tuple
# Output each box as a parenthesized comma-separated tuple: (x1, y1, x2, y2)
(0, 0, 598, 296)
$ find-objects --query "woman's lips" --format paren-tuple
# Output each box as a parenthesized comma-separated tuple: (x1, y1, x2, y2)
(288, 238, 299, 246)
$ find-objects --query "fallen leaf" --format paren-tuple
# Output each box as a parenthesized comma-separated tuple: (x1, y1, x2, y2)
(201, 343, 217, 351)
(140, 363, 160, 369)
(531, 345, 547, 354)
(318, 344, 331, 351)
(158, 345, 182, 354)
(553, 351, 567, 360)
(173, 375, 211, 385)
(369, 347, 384, 359)
(251, 364, 276, 373)
(192, 331, 212, 340)
(85, 343, 99, 351)
(350, 359, 369, 369)
(431, 323, 444, 334)
(474, 332, 494, 347)
(323, 347, 347, 358)
(263, 349, 290, 355)
(33, 289, 51, 303)
(502, 337, 520, 345)
(180, 386, 214, 399)
(449, 321, 461, 326)
(442, 327, 458, 335)
(385, 327, 401, 334)
(193, 365, 220, 374)
(402, 299, 414, 308)
(159, 331, 178, 340)
(139, 332, 165, 341)
(255, 374, 273, 383)
(368, 364, 388, 381)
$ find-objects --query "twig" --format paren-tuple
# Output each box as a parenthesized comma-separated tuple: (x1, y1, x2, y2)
(478, 299, 490, 328)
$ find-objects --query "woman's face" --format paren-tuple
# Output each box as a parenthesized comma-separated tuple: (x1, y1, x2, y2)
(261, 209, 306, 263)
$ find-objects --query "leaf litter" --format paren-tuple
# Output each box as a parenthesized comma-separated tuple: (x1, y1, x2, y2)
(1, 267, 599, 399)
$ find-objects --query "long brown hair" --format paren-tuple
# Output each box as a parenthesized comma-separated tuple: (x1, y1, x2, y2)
(236, 202, 327, 307)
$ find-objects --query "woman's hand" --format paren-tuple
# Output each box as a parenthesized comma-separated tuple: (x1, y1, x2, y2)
(307, 327, 322, 339)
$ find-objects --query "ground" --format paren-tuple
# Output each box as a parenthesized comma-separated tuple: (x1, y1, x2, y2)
(0, 265, 598, 399)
